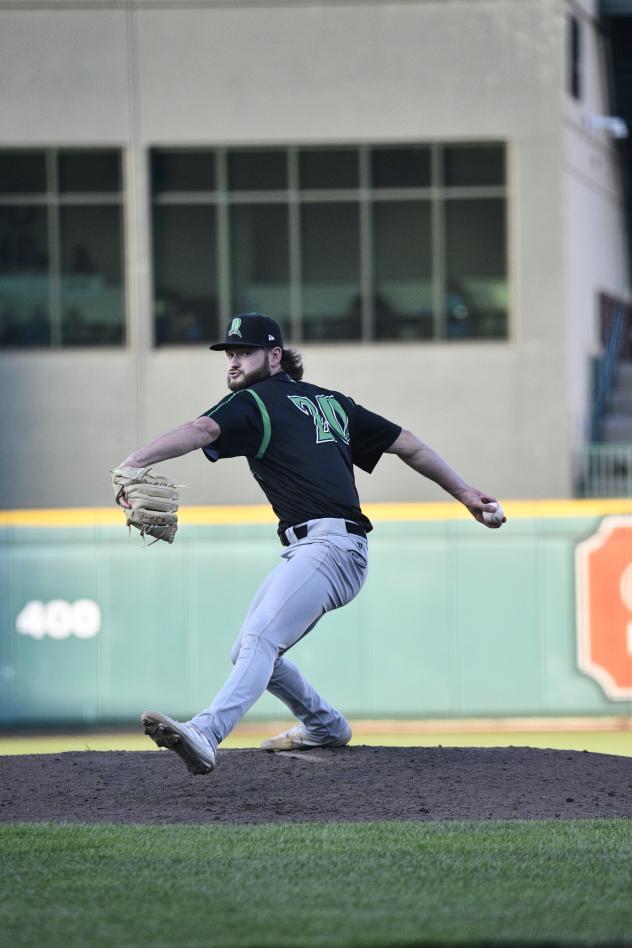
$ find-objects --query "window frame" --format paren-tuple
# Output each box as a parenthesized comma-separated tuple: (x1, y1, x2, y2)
(150, 142, 509, 347)
(0, 146, 126, 349)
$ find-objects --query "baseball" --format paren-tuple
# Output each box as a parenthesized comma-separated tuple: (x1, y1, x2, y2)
(482, 502, 505, 525)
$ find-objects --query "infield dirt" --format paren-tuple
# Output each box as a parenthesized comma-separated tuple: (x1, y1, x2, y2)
(2, 746, 631, 824)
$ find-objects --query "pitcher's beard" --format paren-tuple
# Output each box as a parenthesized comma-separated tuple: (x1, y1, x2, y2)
(227, 361, 272, 391)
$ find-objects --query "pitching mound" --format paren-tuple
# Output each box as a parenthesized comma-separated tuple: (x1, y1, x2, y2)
(2, 745, 631, 824)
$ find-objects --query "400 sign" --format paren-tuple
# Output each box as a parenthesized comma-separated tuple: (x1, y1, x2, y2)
(576, 517, 632, 700)
(16, 599, 101, 640)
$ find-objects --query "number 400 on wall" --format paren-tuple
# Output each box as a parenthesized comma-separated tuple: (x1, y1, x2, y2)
(16, 600, 101, 640)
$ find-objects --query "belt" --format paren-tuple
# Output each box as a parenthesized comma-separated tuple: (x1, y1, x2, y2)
(280, 520, 367, 547)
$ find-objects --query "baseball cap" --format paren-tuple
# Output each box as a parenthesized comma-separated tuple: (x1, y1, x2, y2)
(209, 312, 284, 351)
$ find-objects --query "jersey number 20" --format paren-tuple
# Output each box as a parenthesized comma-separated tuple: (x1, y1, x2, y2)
(288, 395, 350, 445)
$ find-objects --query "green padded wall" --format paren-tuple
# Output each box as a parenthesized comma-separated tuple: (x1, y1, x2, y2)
(1, 507, 631, 725)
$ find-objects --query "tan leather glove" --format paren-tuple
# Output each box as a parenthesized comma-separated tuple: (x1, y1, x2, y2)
(111, 466, 179, 545)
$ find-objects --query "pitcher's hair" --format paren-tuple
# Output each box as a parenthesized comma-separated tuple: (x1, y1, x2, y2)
(281, 348, 304, 381)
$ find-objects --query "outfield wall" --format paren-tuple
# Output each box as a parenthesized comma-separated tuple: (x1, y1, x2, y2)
(1, 501, 631, 726)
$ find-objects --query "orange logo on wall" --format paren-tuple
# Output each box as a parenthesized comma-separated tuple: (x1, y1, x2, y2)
(576, 517, 632, 700)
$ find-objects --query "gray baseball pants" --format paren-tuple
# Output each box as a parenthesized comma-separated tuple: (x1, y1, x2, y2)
(189, 518, 368, 750)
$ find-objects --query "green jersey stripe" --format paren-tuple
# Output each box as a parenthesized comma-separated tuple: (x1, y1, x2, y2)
(246, 389, 272, 458)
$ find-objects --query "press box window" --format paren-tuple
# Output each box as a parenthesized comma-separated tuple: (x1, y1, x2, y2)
(0, 149, 125, 348)
(370, 147, 431, 188)
(299, 150, 359, 189)
(0, 153, 47, 193)
(153, 205, 218, 345)
(151, 151, 216, 193)
(445, 198, 507, 340)
(228, 151, 287, 191)
(150, 143, 507, 345)
(443, 145, 505, 187)
(230, 204, 290, 342)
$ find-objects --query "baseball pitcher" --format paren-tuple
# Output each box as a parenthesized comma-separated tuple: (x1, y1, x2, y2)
(112, 312, 505, 775)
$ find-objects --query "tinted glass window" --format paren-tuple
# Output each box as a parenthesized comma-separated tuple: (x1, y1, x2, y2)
(60, 205, 124, 345)
(445, 198, 507, 339)
(301, 202, 361, 341)
(152, 151, 216, 193)
(0, 152, 47, 194)
(230, 204, 290, 338)
(149, 142, 508, 344)
(299, 150, 358, 189)
(0, 206, 50, 346)
(58, 151, 121, 193)
(0, 148, 126, 349)
(373, 201, 433, 340)
(443, 145, 505, 187)
(228, 151, 287, 191)
(153, 205, 218, 345)
(371, 147, 431, 188)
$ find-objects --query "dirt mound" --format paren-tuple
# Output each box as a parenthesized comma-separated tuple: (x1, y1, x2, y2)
(1, 746, 631, 824)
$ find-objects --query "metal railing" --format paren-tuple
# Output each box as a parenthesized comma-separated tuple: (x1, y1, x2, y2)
(578, 442, 632, 496)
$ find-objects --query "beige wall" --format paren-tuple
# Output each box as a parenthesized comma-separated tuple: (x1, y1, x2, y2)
(0, 0, 627, 508)
(562, 0, 629, 475)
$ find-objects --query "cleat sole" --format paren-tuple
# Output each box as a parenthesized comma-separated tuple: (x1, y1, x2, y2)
(141, 711, 215, 776)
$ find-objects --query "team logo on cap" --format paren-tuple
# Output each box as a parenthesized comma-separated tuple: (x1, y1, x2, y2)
(228, 317, 242, 338)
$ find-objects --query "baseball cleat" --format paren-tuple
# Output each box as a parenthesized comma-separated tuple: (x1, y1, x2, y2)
(141, 711, 216, 775)
(261, 721, 352, 752)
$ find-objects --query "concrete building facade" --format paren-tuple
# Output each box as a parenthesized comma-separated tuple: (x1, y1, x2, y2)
(0, 0, 628, 508)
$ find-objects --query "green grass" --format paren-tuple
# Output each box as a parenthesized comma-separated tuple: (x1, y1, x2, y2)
(1, 820, 631, 947)
(1, 728, 631, 756)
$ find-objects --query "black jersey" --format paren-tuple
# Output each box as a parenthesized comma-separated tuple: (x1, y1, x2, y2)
(201, 372, 401, 533)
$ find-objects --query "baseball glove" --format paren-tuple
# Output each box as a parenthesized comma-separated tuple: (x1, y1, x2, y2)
(111, 466, 179, 545)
